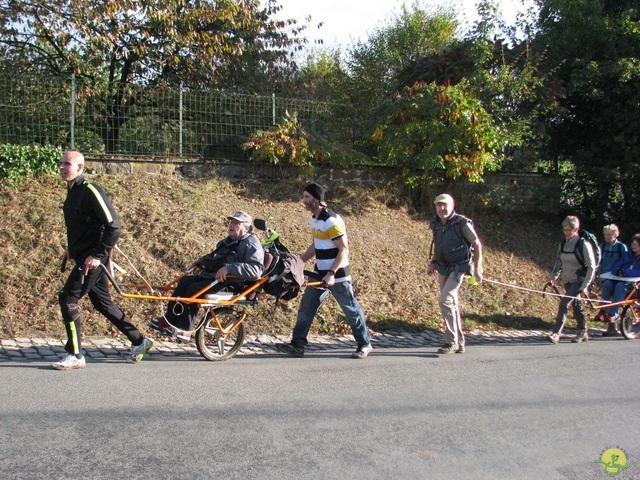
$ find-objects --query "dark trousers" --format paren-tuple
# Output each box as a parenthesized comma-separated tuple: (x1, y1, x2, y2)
(59, 260, 142, 355)
(552, 280, 587, 334)
(164, 275, 218, 331)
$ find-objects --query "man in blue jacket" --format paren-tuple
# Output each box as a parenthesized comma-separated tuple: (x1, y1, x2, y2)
(599, 233, 640, 336)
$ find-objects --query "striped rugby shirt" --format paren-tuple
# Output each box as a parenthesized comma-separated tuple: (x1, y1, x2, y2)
(311, 207, 351, 283)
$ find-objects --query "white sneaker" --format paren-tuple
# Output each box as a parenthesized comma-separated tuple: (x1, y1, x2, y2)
(128, 338, 154, 364)
(52, 354, 86, 370)
(175, 329, 192, 344)
(352, 343, 373, 359)
(546, 333, 560, 344)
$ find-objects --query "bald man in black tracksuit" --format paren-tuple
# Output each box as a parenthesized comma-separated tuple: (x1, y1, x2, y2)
(53, 151, 153, 370)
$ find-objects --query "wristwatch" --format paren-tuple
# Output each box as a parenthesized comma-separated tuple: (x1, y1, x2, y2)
(328, 269, 336, 276)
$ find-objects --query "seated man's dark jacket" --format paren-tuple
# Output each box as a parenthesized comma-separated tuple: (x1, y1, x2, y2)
(195, 232, 264, 280)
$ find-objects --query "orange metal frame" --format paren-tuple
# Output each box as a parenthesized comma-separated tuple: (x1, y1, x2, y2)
(595, 280, 640, 315)
(104, 263, 322, 308)
(115, 272, 270, 306)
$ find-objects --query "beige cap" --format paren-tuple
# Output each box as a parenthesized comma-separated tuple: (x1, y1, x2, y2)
(227, 211, 252, 225)
(434, 193, 454, 205)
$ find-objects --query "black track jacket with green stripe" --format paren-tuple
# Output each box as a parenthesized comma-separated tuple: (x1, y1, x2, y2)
(63, 174, 121, 262)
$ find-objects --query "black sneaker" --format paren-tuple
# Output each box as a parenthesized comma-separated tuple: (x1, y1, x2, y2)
(601, 322, 619, 337)
(275, 343, 305, 357)
(149, 317, 174, 336)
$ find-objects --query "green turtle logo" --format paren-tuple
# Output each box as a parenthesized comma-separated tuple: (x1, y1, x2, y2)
(594, 448, 636, 477)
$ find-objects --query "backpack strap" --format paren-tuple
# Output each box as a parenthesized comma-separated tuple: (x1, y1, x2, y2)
(428, 214, 469, 260)
(574, 237, 587, 269)
(429, 213, 473, 268)
(428, 216, 437, 261)
(452, 215, 470, 244)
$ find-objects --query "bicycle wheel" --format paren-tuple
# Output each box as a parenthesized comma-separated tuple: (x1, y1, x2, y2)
(195, 307, 246, 361)
(620, 305, 640, 340)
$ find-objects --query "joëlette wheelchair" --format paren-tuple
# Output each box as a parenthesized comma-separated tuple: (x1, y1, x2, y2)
(100, 219, 320, 360)
(594, 272, 640, 340)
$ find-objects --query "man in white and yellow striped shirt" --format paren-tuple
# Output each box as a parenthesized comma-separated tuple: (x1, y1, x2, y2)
(276, 183, 372, 359)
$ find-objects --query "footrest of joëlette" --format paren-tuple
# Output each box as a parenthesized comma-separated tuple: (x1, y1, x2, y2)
(202, 291, 255, 305)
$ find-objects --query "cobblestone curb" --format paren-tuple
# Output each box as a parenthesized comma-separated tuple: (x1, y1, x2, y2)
(0, 327, 604, 362)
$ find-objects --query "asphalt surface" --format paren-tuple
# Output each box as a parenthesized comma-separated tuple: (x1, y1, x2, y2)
(1, 328, 639, 480)
(0, 326, 603, 363)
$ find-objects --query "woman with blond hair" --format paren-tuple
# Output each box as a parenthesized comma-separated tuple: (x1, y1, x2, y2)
(598, 224, 627, 277)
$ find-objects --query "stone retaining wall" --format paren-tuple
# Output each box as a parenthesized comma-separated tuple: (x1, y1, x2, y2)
(85, 156, 560, 214)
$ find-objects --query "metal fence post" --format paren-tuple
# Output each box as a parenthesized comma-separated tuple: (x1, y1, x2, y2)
(272, 93, 276, 125)
(179, 82, 183, 157)
(70, 74, 76, 150)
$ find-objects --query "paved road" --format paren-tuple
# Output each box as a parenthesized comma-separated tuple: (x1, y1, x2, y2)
(1, 330, 639, 480)
(0, 327, 601, 362)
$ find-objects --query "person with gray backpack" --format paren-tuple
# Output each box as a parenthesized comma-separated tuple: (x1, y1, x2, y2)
(547, 215, 597, 344)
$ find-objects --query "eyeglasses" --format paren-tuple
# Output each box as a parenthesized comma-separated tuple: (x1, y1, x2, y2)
(562, 227, 574, 232)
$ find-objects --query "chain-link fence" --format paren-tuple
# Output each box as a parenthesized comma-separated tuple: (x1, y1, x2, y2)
(0, 74, 353, 160)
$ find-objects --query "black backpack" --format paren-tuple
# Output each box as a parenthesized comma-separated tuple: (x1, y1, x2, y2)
(262, 238, 305, 302)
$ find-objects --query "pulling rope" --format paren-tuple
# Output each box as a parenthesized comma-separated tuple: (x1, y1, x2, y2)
(481, 277, 608, 305)
(114, 245, 154, 293)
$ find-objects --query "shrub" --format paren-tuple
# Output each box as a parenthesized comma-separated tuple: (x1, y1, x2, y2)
(243, 111, 316, 174)
(0, 144, 63, 183)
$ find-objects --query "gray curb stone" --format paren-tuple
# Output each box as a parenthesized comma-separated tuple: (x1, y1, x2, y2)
(0, 327, 607, 362)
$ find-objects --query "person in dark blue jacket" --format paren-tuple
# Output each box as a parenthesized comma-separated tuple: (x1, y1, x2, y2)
(599, 233, 640, 336)
(598, 225, 627, 276)
(53, 151, 153, 370)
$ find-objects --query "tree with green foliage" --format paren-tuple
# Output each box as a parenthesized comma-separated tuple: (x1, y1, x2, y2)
(345, 2, 458, 153)
(347, 2, 457, 104)
(532, 0, 640, 229)
(288, 49, 349, 102)
(372, 81, 511, 184)
(0, 0, 309, 152)
(395, 0, 546, 174)
(285, 1, 539, 178)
